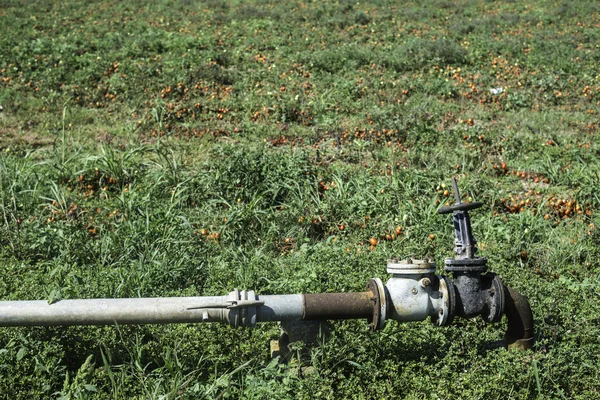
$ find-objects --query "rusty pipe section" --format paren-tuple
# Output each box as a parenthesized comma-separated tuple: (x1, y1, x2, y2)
(303, 292, 374, 320)
(503, 286, 534, 351)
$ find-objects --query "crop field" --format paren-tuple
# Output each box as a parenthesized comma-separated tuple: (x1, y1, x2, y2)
(1, 0, 600, 398)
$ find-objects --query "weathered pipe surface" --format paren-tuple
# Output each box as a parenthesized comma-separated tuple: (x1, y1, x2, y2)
(303, 291, 375, 320)
(0, 297, 228, 326)
(503, 287, 534, 350)
(257, 294, 304, 322)
(452, 273, 483, 318)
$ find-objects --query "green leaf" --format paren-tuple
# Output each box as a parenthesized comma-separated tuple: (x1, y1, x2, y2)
(84, 384, 97, 392)
(16, 347, 25, 361)
(48, 289, 62, 305)
(346, 360, 363, 369)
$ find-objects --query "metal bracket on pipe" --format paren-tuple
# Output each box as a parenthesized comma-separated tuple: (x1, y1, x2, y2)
(185, 289, 264, 327)
(227, 289, 260, 328)
(186, 299, 265, 310)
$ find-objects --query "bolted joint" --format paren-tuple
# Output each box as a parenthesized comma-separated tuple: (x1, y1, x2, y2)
(366, 278, 387, 331)
(437, 276, 455, 326)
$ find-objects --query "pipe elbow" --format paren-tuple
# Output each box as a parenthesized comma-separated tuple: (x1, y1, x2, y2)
(503, 286, 534, 351)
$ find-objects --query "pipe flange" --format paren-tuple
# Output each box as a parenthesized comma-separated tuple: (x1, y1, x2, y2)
(483, 274, 505, 323)
(366, 278, 386, 331)
(387, 257, 436, 275)
(444, 258, 487, 273)
(436, 276, 456, 326)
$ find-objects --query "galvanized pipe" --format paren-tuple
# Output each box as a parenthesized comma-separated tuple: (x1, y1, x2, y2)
(0, 295, 300, 327)
(0, 296, 229, 327)
(256, 294, 304, 322)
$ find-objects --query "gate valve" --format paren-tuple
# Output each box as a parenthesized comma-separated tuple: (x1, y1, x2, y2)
(438, 178, 503, 323)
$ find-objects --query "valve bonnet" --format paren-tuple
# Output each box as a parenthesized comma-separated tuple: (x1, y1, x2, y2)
(387, 258, 436, 275)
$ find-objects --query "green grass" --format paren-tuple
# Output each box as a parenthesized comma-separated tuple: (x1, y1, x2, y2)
(1, 0, 600, 398)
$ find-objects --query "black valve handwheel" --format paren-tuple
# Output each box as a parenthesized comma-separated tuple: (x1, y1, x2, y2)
(438, 201, 483, 214)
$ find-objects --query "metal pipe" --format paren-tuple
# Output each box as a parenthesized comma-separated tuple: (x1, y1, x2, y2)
(303, 292, 374, 320)
(256, 294, 304, 322)
(0, 296, 228, 326)
(503, 287, 534, 351)
(0, 284, 534, 352)
(0, 289, 378, 324)
(0, 295, 303, 327)
(0, 292, 373, 327)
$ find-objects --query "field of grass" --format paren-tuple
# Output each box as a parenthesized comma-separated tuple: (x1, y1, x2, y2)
(1, 0, 600, 398)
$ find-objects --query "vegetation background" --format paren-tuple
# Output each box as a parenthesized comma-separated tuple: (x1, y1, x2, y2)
(1, 0, 599, 398)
